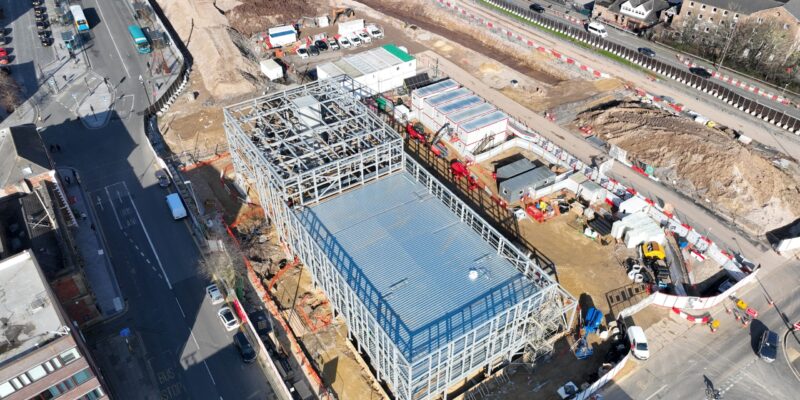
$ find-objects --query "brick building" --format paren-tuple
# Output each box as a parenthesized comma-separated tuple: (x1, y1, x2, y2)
(672, 0, 800, 39)
(594, 0, 673, 31)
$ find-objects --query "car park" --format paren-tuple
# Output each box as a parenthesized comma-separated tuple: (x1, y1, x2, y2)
(637, 47, 656, 57)
(626, 326, 650, 360)
(206, 284, 224, 305)
(758, 330, 778, 363)
(529, 3, 545, 13)
(357, 30, 371, 44)
(308, 44, 320, 56)
(233, 332, 257, 363)
(217, 307, 240, 331)
(690, 67, 712, 79)
(315, 39, 328, 51)
(327, 37, 339, 50)
(296, 47, 308, 59)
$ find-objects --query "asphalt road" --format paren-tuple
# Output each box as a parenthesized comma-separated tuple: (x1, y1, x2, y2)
(1, 0, 55, 97)
(602, 258, 800, 400)
(3, 0, 274, 399)
(505, 0, 800, 117)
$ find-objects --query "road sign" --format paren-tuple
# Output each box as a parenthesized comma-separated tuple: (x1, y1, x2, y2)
(120, 327, 131, 337)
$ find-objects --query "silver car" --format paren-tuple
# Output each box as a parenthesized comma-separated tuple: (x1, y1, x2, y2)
(217, 307, 240, 331)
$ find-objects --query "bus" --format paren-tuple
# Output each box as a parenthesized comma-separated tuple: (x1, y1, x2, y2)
(127, 25, 151, 54)
(69, 5, 90, 32)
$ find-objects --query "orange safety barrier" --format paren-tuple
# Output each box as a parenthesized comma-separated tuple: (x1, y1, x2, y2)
(178, 151, 231, 172)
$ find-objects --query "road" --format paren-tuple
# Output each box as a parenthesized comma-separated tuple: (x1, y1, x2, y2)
(505, 0, 800, 118)
(602, 258, 800, 400)
(2, 0, 274, 399)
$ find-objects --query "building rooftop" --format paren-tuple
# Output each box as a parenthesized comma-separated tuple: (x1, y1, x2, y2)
(414, 78, 458, 98)
(436, 95, 484, 115)
(296, 171, 539, 360)
(0, 251, 64, 367)
(495, 158, 537, 180)
(447, 103, 495, 124)
(0, 126, 51, 191)
(424, 87, 471, 108)
(317, 45, 414, 80)
(459, 110, 508, 132)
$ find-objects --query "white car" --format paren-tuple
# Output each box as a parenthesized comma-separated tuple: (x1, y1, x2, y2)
(206, 284, 224, 305)
(348, 32, 362, 47)
(217, 307, 240, 331)
(337, 36, 351, 49)
(327, 37, 340, 50)
(366, 25, 383, 39)
(357, 30, 371, 44)
(296, 47, 309, 59)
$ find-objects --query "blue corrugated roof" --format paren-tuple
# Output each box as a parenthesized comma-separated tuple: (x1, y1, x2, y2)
(296, 172, 537, 361)
(437, 95, 484, 115)
(414, 79, 458, 98)
(270, 29, 295, 38)
(460, 110, 507, 132)
(448, 103, 495, 124)
(425, 88, 471, 107)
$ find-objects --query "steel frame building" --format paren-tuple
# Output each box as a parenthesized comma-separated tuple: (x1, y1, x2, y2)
(224, 76, 576, 400)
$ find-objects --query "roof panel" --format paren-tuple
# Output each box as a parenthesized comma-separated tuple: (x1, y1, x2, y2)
(436, 95, 484, 115)
(460, 110, 507, 132)
(425, 87, 471, 107)
(448, 103, 495, 124)
(296, 172, 537, 360)
(414, 79, 459, 98)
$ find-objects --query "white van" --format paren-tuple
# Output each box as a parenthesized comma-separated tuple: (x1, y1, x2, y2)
(627, 326, 650, 360)
(165, 193, 187, 220)
(587, 22, 609, 38)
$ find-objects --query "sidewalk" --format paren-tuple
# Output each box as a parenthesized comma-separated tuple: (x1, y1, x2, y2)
(89, 330, 161, 400)
(59, 167, 125, 318)
(77, 73, 114, 129)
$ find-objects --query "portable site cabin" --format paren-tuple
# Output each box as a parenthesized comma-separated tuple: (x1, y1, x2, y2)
(267, 25, 297, 48)
(453, 110, 509, 152)
(411, 79, 459, 111)
(260, 59, 284, 81)
(316, 44, 416, 93)
(498, 165, 556, 202)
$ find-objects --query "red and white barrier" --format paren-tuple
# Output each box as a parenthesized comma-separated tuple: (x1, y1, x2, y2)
(677, 55, 791, 106)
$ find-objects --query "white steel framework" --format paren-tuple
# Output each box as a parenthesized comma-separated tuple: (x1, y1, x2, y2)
(224, 76, 576, 400)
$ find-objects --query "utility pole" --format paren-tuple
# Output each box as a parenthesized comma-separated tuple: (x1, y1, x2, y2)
(139, 74, 153, 109)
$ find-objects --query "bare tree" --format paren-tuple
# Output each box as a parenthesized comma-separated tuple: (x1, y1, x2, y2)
(199, 232, 245, 290)
(0, 70, 21, 112)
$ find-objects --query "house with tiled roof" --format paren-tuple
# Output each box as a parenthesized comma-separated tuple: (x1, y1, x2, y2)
(673, 0, 800, 37)
(595, 0, 673, 31)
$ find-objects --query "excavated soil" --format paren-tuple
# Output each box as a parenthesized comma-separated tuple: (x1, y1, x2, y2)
(576, 101, 800, 234)
(224, 0, 323, 36)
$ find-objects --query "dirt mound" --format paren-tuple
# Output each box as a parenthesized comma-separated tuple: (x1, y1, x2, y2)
(576, 101, 800, 234)
(226, 0, 322, 36)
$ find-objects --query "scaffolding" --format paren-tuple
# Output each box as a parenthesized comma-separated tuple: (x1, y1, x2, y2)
(224, 76, 577, 400)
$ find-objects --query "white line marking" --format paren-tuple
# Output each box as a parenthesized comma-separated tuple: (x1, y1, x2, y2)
(644, 385, 667, 400)
(96, 195, 104, 211)
(190, 331, 200, 349)
(122, 181, 172, 289)
(93, 0, 131, 77)
(104, 186, 123, 229)
(174, 297, 186, 318)
(203, 361, 216, 386)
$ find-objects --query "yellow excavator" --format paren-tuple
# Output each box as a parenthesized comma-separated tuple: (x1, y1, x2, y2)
(331, 7, 355, 25)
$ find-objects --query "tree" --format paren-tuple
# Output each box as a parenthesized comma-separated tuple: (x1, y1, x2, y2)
(199, 232, 245, 290)
(0, 69, 21, 112)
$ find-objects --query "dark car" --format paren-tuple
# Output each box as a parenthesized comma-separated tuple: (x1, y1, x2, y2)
(314, 39, 329, 51)
(248, 310, 272, 342)
(233, 332, 257, 363)
(690, 67, 712, 79)
(308, 44, 320, 56)
(637, 47, 656, 57)
(529, 3, 545, 13)
(758, 330, 778, 363)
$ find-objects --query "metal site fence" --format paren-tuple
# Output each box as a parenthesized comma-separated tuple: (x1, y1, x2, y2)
(475, 0, 800, 133)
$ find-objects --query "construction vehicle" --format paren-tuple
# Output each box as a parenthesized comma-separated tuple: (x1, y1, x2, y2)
(639, 241, 670, 289)
(641, 241, 665, 260)
(428, 123, 451, 158)
(450, 160, 480, 190)
(331, 7, 355, 25)
(406, 122, 426, 143)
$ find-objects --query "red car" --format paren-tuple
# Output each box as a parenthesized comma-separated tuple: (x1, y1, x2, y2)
(0, 48, 7, 57)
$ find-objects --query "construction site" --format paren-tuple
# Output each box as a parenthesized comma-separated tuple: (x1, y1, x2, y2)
(148, 0, 782, 399)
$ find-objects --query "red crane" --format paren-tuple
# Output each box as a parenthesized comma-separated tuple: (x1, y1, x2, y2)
(450, 160, 480, 190)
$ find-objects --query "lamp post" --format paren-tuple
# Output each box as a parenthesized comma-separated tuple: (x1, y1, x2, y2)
(139, 74, 152, 109)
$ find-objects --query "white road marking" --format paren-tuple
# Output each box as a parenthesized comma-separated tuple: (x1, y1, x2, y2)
(93, 0, 131, 77)
(96, 195, 104, 211)
(103, 187, 123, 229)
(122, 181, 172, 289)
(190, 331, 200, 349)
(644, 385, 667, 400)
(203, 361, 217, 386)
(174, 297, 186, 318)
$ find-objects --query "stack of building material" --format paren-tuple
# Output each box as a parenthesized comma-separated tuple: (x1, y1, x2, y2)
(611, 212, 666, 248)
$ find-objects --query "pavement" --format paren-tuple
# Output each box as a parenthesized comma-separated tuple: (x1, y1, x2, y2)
(2, 0, 275, 398)
(58, 166, 125, 317)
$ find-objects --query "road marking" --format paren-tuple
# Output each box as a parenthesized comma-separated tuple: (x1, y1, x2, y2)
(103, 187, 123, 229)
(96, 195, 104, 211)
(122, 181, 172, 289)
(174, 297, 186, 318)
(203, 361, 216, 386)
(92, 0, 131, 77)
(644, 385, 667, 400)
(190, 331, 199, 349)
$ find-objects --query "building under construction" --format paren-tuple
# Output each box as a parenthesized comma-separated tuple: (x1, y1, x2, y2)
(223, 76, 576, 400)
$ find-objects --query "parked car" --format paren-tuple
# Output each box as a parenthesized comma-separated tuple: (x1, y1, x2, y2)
(249, 310, 272, 342)
(690, 67, 712, 79)
(327, 37, 340, 50)
(206, 284, 224, 305)
(336, 36, 351, 49)
(296, 47, 309, 59)
(626, 326, 650, 360)
(587, 21, 608, 38)
(40, 37, 52, 47)
(233, 332, 257, 363)
(314, 39, 328, 51)
(357, 30, 371, 44)
(0, 48, 7, 57)
(217, 307, 240, 331)
(637, 47, 656, 57)
(348, 32, 362, 47)
(308, 44, 320, 56)
(529, 3, 545, 13)
(366, 24, 383, 38)
(758, 330, 778, 363)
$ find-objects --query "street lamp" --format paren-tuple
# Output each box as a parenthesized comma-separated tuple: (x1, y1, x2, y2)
(139, 74, 153, 109)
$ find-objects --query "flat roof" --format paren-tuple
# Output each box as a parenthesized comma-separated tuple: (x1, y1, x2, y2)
(424, 87, 471, 107)
(0, 126, 51, 190)
(436, 95, 484, 115)
(319, 46, 412, 80)
(382, 44, 414, 62)
(0, 251, 63, 366)
(448, 103, 495, 124)
(414, 79, 458, 98)
(296, 172, 538, 360)
(460, 110, 508, 132)
(496, 158, 537, 180)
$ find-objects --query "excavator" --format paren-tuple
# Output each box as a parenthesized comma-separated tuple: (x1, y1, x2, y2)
(331, 7, 355, 25)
